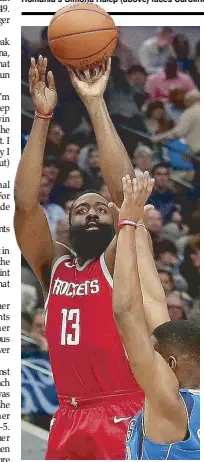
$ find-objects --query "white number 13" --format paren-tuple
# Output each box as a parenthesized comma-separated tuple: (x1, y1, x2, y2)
(61, 308, 80, 345)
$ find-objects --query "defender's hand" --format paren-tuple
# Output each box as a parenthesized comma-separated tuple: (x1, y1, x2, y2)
(117, 173, 155, 223)
(29, 55, 57, 115)
(67, 59, 111, 105)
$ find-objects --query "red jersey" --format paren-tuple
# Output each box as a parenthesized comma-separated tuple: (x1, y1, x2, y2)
(45, 253, 142, 400)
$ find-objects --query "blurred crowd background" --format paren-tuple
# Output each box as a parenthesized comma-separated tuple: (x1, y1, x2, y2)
(21, 26, 200, 430)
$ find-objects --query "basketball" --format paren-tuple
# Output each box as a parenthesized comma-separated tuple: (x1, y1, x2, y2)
(48, 4, 117, 70)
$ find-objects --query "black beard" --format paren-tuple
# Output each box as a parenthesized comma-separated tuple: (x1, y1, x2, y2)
(69, 223, 115, 261)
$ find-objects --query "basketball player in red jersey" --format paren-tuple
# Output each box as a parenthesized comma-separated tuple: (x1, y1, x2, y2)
(15, 56, 159, 460)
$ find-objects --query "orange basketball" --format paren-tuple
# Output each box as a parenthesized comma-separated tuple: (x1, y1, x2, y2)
(48, 4, 117, 70)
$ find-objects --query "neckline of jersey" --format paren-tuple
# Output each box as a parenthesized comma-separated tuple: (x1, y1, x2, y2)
(75, 258, 94, 271)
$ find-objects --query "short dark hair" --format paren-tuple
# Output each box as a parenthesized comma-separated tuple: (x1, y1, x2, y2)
(68, 189, 107, 226)
(155, 239, 177, 258)
(43, 155, 60, 168)
(152, 162, 170, 177)
(153, 320, 200, 361)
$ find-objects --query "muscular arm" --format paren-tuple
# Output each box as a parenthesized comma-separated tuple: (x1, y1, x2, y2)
(86, 99, 135, 206)
(69, 64, 135, 208)
(135, 226, 170, 335)
(14, 117, 55, 281)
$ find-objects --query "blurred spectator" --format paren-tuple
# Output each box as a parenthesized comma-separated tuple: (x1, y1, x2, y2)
(39, 176, 66, 238)
(126, 65, 147, 89)
(106, 57, 142, 119)
(163, 139, 194, 184)
(148, 163, 176, 221)
(83, 147, 102, 188)
(160, 205, 188, 244)
(30, 308, 48, 352)
(153, 89, 200, 152)
(166, 291, 187, 321)
(145, 100, 174, 136)
(50, 166, 87, 206)
(114, 29, 137, 71)
(61, 140, 80, 166)
(42, 156, 60, 185)
(180, 236, 200, 299)
(158, 269, 174, 295)
(145, 57, 195, 101)
(78, 144, 97, 173)
(152, 90, 200, 186)
(133, 145, 153, 175)
(145, 208, 163, 244)
(172, 34, 192, 72)
(21, 257, 44, 314)
(158, 269, 192, 317)
(139, 27, 174, 74)
(155, 239, 178, 272)
(189, 41, 200, 89)
(176, 210, 199, 255)
(47, 122, 65, 147)
(126, 65, 147, 110)
(155, 239, 187, 292)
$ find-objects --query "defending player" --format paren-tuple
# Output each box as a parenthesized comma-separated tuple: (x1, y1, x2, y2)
(113, 174, 200, 460)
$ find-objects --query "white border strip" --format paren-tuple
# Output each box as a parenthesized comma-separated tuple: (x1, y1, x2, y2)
(21, 420, 48, 442)
(100, 253, 113, 289)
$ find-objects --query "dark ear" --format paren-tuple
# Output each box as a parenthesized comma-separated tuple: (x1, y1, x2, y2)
(168, 356, 177, 371)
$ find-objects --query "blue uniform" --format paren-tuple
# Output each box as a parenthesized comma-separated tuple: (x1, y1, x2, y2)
(126, 389, 200, 460)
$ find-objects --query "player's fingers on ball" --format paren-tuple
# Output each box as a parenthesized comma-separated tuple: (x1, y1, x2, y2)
(92, 67, 99, 77)
(83, 68, 91, 80)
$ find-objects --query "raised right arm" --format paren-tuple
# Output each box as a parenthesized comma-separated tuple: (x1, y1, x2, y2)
(14, 56, 58, 284)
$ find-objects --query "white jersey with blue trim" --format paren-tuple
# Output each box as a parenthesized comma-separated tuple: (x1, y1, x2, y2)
(126, 388, 200, 460)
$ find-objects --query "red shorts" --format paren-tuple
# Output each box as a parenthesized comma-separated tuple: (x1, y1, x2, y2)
(45, 390, 143, 460)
